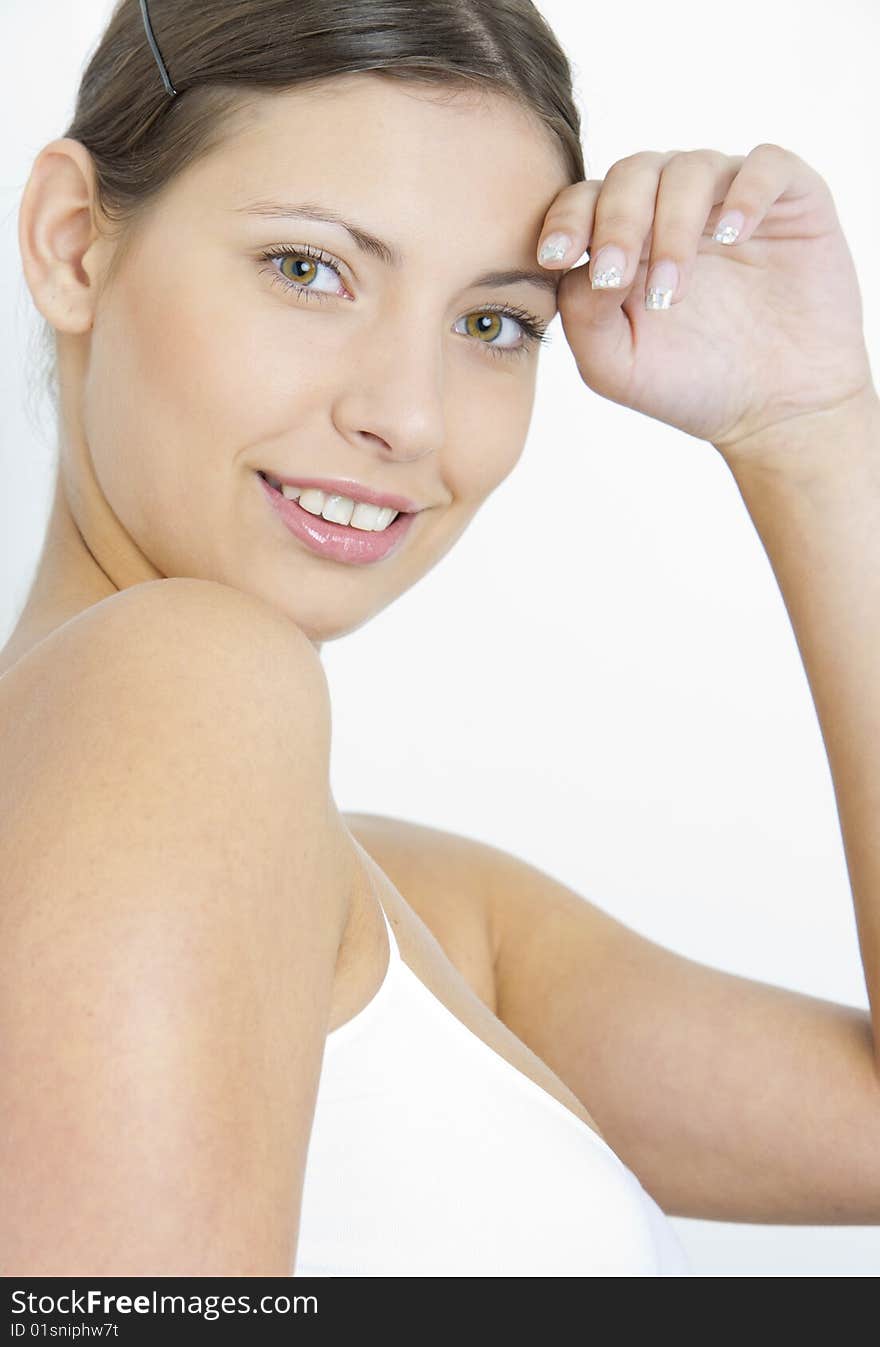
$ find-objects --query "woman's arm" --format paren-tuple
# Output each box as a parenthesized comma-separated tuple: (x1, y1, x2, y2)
(535, 152, 879, 1058)
(715, 386, 880, 1069)
(0, 579, 351, 1274)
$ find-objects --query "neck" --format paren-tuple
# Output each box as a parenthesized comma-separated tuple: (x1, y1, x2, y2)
(0, 469, 124, 677)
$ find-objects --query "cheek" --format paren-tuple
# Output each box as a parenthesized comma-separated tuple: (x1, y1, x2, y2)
(85, 250, 330, 507)
(444, 370, 536, 501)
(120, 251, 294, 453)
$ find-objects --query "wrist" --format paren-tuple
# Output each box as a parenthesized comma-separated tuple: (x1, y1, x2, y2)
(713, 385, 880, 483)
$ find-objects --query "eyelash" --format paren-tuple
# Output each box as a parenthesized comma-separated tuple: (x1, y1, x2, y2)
(255, 242, 551, 361)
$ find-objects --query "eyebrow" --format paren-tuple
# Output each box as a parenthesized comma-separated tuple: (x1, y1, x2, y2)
(233, 200, 560, 296)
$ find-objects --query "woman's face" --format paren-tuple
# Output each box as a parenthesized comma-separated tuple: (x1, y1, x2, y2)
(79, 74, 571, 643)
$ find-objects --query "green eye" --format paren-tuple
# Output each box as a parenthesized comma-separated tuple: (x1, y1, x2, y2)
(279, 254, 319, 285)
(258, 244, 550, 359)
(454, 307, 540, 357)
(260, 244, 348, 299)
(465, 312, 504, 342)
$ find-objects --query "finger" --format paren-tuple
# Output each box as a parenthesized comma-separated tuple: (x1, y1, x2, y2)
(535, 152, 677, 274)
(536, 178, 602, 269)
(544, 155, 674, 351)
(583, 151, 679, 298)
(706, 142, 827, 247)
(643, 150, 741, 310)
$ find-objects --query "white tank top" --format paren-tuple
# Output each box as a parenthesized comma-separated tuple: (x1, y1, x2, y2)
(294, 897, 691, 1276)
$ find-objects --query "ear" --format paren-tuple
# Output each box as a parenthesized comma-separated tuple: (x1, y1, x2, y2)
(18, 138, 112, 337)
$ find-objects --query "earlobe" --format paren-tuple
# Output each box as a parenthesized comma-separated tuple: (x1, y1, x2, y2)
(18, 137, 106, 336)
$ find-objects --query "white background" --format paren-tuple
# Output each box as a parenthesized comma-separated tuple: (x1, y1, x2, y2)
(2, 0, 879, 1275)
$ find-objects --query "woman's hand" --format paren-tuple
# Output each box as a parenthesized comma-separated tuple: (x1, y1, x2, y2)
(536, 144, 875, 456)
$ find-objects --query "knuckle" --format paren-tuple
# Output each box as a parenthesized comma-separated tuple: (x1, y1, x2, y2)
(590, 213, 643, 246)
(545, 178, 593, 208)
(750, 141, 786, 158)
(592, 209, 632, 229)
(652, 214, 692, 244)
(604, 150, 665, 176)
(602, 153, 639, 177)
(667, 148, 725, 170)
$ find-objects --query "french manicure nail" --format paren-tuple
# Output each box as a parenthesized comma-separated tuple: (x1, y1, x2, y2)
(591, 244, 627, 289)
(713, 210, 745, 245)
(538, 232, 572, 265)
(645, 259, 679, 311)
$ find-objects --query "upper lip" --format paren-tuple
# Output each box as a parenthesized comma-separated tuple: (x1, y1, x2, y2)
(260, 471, 428, 514)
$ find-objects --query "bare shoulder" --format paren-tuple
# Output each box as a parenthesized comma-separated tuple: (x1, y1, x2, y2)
(1, 578, 331, 794)
(0, 580, 353, 1274)
(2, 576, 327, 706)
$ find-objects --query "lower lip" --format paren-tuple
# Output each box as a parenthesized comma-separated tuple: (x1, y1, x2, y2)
(257, 472, 419, 565)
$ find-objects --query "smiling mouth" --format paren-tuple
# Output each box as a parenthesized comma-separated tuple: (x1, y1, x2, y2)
(257, 471, 406, 530)
(256, 468, 419, 565)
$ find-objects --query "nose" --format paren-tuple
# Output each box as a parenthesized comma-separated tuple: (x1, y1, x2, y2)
(331, 319, 447, 464)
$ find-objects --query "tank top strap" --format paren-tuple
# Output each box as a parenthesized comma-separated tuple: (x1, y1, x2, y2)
(376, 897, 402, 964)
(350, 834, 402, 967)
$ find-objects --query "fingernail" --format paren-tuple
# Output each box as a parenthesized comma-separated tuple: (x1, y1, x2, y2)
(645, 259, 679, 311)
(713, 210, 745, 245)
(590, 244, 627, 289)
(538, 232, 572, 265)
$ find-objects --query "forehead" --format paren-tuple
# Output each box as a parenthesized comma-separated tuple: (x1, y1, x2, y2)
(191, 73, 571, 226)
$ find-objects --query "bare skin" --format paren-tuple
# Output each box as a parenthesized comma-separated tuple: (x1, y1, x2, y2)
(1, 74, 607, 1143)
(1, 73, 567, 670)
(7, 77, 880, 1230)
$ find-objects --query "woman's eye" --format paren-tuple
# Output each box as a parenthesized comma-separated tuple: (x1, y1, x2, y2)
(258, 248, 546, 358)
(454, 310, 528, 354)
(261, 248, 347, 299)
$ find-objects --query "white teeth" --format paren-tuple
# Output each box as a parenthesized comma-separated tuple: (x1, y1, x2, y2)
(297, 488, 324, 514)
(320, 493, 356, 526)
(265, 476, 399, 530)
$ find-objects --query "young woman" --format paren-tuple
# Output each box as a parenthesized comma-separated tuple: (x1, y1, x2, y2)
(1, 0, 878, 1277)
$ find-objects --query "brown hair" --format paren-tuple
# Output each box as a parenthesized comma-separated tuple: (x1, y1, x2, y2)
(31, 0, 587, 417)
